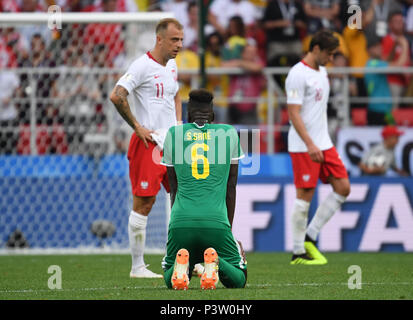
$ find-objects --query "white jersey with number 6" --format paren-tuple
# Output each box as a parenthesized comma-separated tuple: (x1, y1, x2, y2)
(116, 52, 179, 135)
(285, 61, 333, 153)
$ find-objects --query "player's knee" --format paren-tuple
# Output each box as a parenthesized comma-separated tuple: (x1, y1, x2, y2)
(337, 181, 351, 198)
(133, 197, 156, 215)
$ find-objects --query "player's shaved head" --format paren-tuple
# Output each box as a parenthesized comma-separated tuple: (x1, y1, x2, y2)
(188, 89, 215, 125)
(156, 18, 183, 36)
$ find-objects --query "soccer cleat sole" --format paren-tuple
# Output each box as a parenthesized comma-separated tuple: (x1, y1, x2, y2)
(171, 248, 190, 290)
(200, 248, 219, 290)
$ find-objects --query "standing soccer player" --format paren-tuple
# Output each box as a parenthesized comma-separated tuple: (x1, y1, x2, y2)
(109, 18, 183, 278)
(285, 30, 351, 265)
(160, 89, 247, 290)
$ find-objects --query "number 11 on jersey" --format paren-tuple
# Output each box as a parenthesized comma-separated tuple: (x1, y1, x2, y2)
(155, 83, 164, 98)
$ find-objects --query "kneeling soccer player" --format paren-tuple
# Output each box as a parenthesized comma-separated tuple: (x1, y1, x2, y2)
(160, 89, 247, 290)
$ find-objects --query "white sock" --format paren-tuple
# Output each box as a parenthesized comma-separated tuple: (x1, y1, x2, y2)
(128, 210, 148, 272)
(292, 199, 310, 255)
(307, 192, 347, 241)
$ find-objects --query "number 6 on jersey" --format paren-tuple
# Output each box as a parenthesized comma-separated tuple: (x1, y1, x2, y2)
(191, 143, 209, 180)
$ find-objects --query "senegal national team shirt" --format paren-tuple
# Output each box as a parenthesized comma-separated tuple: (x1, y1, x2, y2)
(161, 123, 244, 229)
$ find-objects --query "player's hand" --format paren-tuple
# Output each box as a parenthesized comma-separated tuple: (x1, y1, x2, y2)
(307, 143, 324, 163)
(135, 125, 154, 149)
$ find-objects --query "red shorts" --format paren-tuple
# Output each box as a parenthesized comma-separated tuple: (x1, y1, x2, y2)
(290, 147, 348, 189)
(127, 133, 170, 197)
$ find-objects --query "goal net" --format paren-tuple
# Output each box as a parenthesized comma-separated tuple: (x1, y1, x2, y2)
(0, 12, 173, 254)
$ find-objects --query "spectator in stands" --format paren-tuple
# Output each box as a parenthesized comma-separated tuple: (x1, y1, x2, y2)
(161, 0, 189, 28)
(59, 0, 85, 12)
(359, 125, 408, 176)
(336, 0, 362, 32)
(52, 44, 102, 153)
(18, 33, 57, 125)
(0, 29, 22, 67)
(0, 50, 20, 154)
(183, 1, 198, 52)
(16, 0, 53, 48)
(361, 0, 403, 48)
(262, 0, 306, 88)
(328, 52, 355, 136)
(222, 16, 247, 60)
(302, 0, 340, 34)
(208, 0, 259, 38)
(83, 0, 125, 67)
(223, 39, 265, 125)
(86, 0, 138, 12)
(364, 36, 408, 125)
(175, 47, 199, 123)
(381, 11, 411, 109)
(205, 32, 229, 123)
(0, 0, 19, 12)
(262, 0, 306, 67)
(342, 21, 369, 108)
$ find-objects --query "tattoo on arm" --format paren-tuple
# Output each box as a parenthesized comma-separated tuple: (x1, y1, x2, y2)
(111, 85, 139, 130)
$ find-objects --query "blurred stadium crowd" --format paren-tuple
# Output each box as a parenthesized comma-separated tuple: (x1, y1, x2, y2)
(1, 0, 413, 155)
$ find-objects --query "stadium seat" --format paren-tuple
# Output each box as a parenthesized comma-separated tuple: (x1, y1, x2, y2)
(281, 108, 289, 125)
(17, 124, 69, 155)
(351, 108, 367, 126)
(392, 109, 413, 126)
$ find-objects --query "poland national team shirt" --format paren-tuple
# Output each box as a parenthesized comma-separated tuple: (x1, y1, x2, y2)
(285, 60, 333, 153)
(116, 52, 179, 144)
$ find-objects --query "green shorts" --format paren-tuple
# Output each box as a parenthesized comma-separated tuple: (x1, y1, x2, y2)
(161, 226, 247, 273)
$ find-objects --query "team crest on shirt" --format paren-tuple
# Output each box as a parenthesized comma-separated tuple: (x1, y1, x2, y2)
(315, 88, 323, 101)
(302, 174, 310, 182)
(141, 181, 149, 189)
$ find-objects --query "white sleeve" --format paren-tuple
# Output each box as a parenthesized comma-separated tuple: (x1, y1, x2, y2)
(116, 59, 145, 93)
(285, 68, 305, 105)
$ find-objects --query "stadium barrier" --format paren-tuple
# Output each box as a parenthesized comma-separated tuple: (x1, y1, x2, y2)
(1, 145, 412, 253)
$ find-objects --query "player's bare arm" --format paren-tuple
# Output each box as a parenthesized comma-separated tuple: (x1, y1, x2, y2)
(226, 163, 239, 228)
(109, 85, 153, 148)
(288, 103, 324, 163)
(166, 167, 178, 207)
(174, 93, 182, 123)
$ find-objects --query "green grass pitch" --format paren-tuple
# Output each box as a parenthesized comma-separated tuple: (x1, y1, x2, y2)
(0, 253, 412, 300)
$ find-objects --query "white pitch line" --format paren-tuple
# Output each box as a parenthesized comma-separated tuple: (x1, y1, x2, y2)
(0, 285, 166, 294)
(1, 282, 413, 294)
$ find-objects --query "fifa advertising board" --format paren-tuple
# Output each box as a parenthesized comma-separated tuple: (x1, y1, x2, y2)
(232, 177, 413, 253)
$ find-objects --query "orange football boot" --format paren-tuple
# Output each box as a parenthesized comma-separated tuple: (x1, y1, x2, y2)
(200, 247, 219, 290)
(171, 248, 190, 290)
